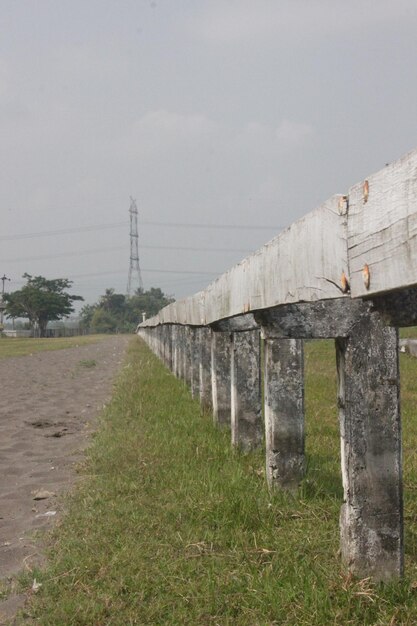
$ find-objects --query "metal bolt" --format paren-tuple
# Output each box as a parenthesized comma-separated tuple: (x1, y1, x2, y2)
(362, 264, 370, 289)
(338, 195, 348, 215)
(363, 180, 369, 203)
(340, 271, 350, 294)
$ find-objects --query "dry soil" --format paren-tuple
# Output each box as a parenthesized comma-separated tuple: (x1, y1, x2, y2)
(0, 335, 130, 624)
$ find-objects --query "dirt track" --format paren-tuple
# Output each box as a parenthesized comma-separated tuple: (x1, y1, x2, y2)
(0, 335, 130, 623)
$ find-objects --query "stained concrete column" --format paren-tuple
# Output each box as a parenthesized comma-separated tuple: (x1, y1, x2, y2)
(150, 329, 154, 352)
(157, 326, 163, 360)
(231, 330, 262, 451)
(143, 328, 150, 349)
(263, 337, 304, 491)
(172, 326, 180, 377)
(336, 312, 402, 581)
(156, 326, 162, 361)
(199, 327, 212, 412)
(211, 331, 231, 427)
(190, 328, 200, 399)
(182, 327, 188, 383)
(176, 326, 183, 380)
(184, 326, 193, 388)
(160, 325, 167, 366)
(165, 325, 173, 370)
(153, 327, 158, 357)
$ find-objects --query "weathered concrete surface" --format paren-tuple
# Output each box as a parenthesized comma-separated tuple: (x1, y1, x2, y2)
(190, 327, 200, 399)
(178, 326, 187, 381)
(164, 325, 173, 370)
(184, 326, 193, 388)
(263, 338, 304, 491)
(211, 313, 258, 333)
(180, 326, 188, 381)
(231, 330, 262, 451)
(171, 326, 179, 377)
(348, 150, 417, 298)
(199, 327, 212, 412)
(370, 287, 417, 328)
(336, 312, 403, 581)
(255, 298, 367, 339)
(211, 331, 232, 427)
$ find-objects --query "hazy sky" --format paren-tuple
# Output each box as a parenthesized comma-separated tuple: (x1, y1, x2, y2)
(1, 0, 417, 308)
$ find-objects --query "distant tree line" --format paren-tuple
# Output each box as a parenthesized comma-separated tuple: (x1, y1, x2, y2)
(80, 287, 174, 334)
(3, 274, 83, 337)
(3, 274, 174, 336)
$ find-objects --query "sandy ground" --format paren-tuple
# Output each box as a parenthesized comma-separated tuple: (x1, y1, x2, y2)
(0, 335, 130, 624)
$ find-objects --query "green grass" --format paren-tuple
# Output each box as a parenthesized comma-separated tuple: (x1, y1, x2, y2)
(400, 326, 417, 339)
(78, 358, 97, 368)
(0, 334, 110, 359)
(18, 338, 417, 625)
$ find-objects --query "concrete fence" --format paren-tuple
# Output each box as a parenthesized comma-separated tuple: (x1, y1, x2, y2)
(137, 147, 417, 582)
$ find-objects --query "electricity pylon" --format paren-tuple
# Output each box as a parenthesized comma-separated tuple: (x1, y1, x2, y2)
(126, 197, 144, 295)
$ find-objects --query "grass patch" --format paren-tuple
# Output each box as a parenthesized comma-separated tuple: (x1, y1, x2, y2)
(400, 327, 417, 339)
(78, 359, 97, 368)
(21, 338, 417, 625)
(0, 335, 111, 359)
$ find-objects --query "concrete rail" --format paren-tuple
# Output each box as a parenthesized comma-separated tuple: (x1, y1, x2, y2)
(138, 147, 417, 581)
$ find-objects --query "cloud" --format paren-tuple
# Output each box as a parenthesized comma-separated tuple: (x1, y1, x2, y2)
(275, 119, 314, 147)
(136, 111, 215, 135)
(187, 0, 417, 44)
(128, 110, 219, 159)
(126, 111, 314, 161)
(0, 59, 9, 100)
(119, 110, 315, 221)
(0, 58, 27, 120)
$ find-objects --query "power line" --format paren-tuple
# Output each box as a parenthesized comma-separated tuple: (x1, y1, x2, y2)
(0, 219, 283, 242)
(0, 221, 129, 241)
(10, 273, 215, 297)
(140, 220, 284, 231)
(142, 244, 251, 253)
(69, 268, 220, 280)
(0, 243, 253, 264)
(74, 275, 207, 288)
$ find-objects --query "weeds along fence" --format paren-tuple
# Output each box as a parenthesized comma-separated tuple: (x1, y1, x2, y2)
(138, 148, 417, 583)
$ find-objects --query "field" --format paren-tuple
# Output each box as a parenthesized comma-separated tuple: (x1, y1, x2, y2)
(6, 336, 416, 625)
(0, 334, 110, 360)
(0, 335, 130, 624)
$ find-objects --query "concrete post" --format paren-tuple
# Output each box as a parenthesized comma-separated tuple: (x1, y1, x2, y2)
(336, 312, 403, 581)
(184, 326, 193, 388)
(263, 337, 304, 491)
(172, 326, 179, 377)
(157, 326, 163, 360)
(158, 326, 164, 363)
(199, 327, 212, 412)
(231, 329, 262, 451)
(190, 327, 200, 399)
(182, 327, 188, 383)
(211, 331, 231, 427)
(177, 326, 185, 381)
(165, 325, 173, 371)
(160, 325, 166, 367)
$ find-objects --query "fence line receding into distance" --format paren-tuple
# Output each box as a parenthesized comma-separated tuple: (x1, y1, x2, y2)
(138, 147, 417, 583)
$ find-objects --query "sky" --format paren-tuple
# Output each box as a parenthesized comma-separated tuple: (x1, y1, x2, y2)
(1, 0, 417, 311)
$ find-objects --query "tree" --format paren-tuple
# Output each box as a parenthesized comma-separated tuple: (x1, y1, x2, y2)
(127, 287, 174, 321)
(78, 303, 98, 331)
(90, 308, 119, 333)
(4, 274, 83, 337)
(99, 289, 126, 315)
(79, 286, 174, 333)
